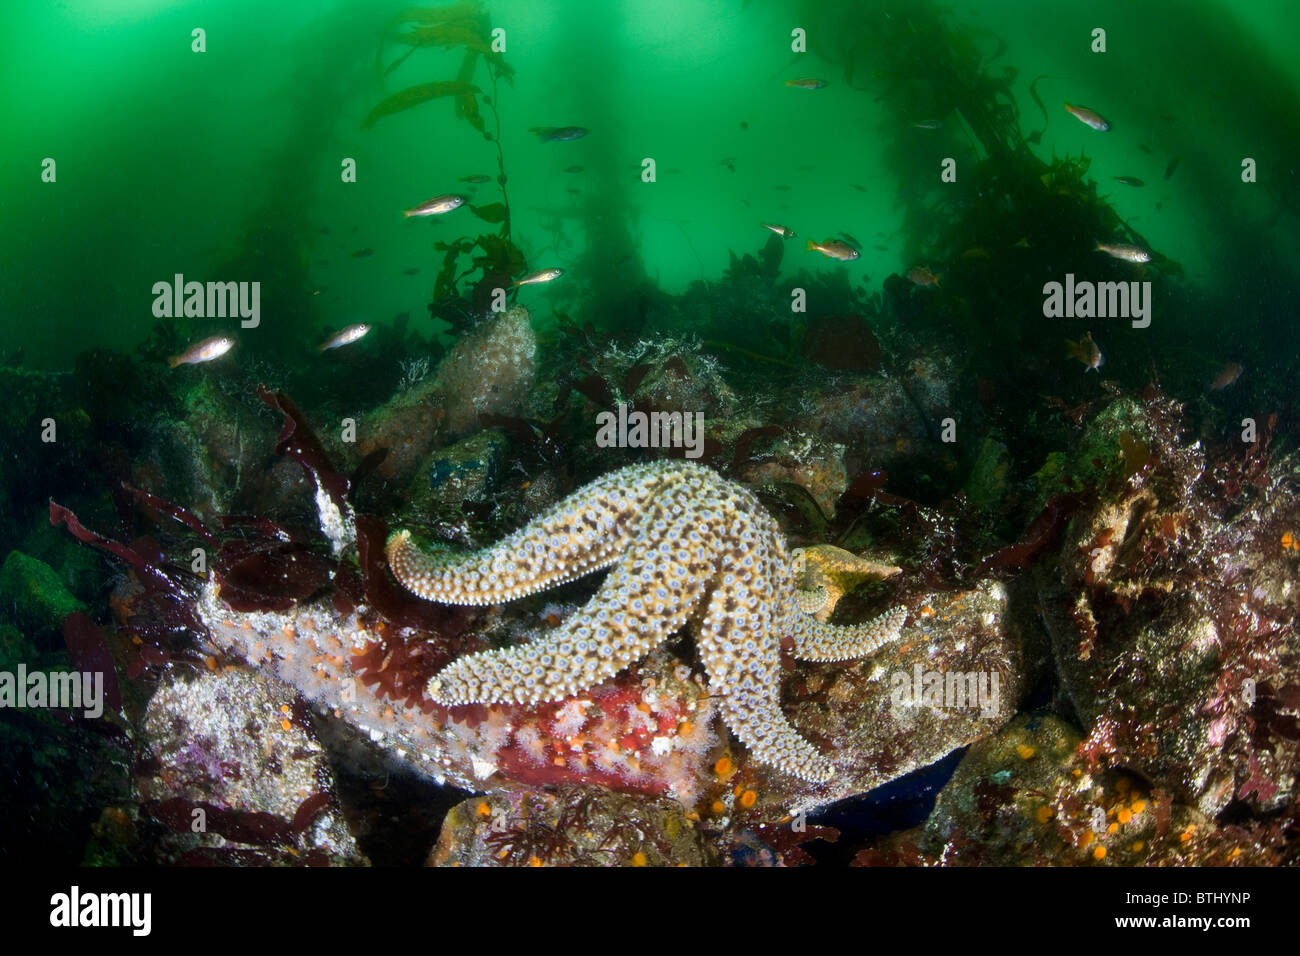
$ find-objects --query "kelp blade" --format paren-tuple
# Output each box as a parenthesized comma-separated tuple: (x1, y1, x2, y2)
(362, 81, 478, 128)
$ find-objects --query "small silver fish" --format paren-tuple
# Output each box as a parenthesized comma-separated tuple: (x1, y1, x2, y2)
(912, 119, 943, 129)
(168, 335, 234, 369)
(786, 78, 826, 90)
(762, 223, 796, 239)
(318, 323, 371, 351)
(1095, 241, 1151, 263)
(404, 195, 465, 217)
(515, 268, 564, 286)
(530, 126, 587, 142)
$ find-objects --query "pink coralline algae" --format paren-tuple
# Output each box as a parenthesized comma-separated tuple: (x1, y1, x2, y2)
(197, 582, 722, 803)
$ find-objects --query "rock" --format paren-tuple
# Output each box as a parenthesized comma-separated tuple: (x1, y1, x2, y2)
(762, 579, 1028, 816)
(587, 338, 737, 420)
(358, 306, 536, 487)
(137, 667, 366, 865)
(0, 551, 87, 644)
(801, 313, 881, 372)
(406, 430, 507, 514)
(194, 549, 1032, 825)
(1037, 391, 1300, 817)
(737, 429, 848, 518)
(429, 787, 716, 866)
(356, 367, 446, 487)
(865, 713, 1288, 865)
(797, 353, 957, 485)
(432, 305, 536, 437)
(135, 377, 280, 517)
(898, 349, 959, 425)
(1065, 397, 1156, 490)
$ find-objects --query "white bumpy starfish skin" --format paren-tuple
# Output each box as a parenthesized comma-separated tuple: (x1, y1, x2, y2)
(385, 460, 907, 782)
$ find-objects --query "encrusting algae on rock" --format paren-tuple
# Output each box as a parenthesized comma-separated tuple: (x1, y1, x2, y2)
(196, 566, 728, 805)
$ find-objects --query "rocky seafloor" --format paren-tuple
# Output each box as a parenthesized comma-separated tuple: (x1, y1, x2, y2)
(2, 301, 1297, 867)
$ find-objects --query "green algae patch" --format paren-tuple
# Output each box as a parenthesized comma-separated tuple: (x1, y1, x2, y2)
(0, 551, 88, 642)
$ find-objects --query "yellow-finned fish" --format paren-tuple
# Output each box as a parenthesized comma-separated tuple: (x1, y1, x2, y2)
(762, 223, 796, 239)
(806, 238, 859, 261)
(404, 195, 465, 217)
(1065, 331, 1104, 372)
(318, 323, 371, 352)
(906, 265, 941, 287)
(514, 268, 564, 286)
(1095, 241, 1151, 263)
(1064, 102, 1110, 131)
(786, 78, 826, 90)
(168, 335, 235, 369)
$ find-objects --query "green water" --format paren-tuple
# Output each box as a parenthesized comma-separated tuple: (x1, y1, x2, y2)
(3, 0, 1298, 372)
(5, 0, 1300, 872)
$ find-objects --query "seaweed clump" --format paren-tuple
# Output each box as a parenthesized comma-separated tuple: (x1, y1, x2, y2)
(50, 387, 474, 701)
(366, 2, 526, 320)
(1034, 387, 1299, 822)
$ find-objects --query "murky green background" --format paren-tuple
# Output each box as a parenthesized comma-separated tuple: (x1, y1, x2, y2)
(2, 0, 1297, 370)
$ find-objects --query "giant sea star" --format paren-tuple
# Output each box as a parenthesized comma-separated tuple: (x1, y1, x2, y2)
(386, 460, 906, 782)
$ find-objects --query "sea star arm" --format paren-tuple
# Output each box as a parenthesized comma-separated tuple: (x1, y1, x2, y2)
(426, 499, 709, 707)
(796, 584, 830, 615)
(385, 463, 680, 605)
(790, 605, 907, 662)
(696, 580, 836, 783)
(722, 691, 835, 783)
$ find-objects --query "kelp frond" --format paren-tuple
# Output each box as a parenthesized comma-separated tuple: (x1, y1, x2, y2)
(361, 81, 479, 129)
